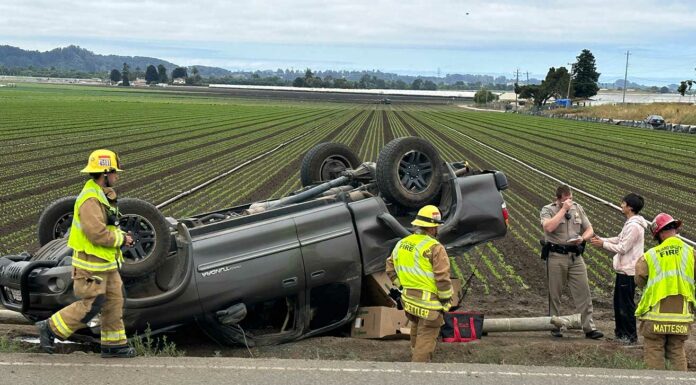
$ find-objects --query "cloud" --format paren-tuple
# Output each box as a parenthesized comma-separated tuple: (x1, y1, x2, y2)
(2, 0, 694, 48)
(1, 0, 694, 83)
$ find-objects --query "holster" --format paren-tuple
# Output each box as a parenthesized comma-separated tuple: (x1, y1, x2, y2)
(539, 239, 550, 260)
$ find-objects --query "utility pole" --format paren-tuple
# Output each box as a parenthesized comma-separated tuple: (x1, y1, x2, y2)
(622, 50, 631, 104)
(515, 68, 520, 108)
(566, 62, 574, 100)
(525, 71, 529, 85)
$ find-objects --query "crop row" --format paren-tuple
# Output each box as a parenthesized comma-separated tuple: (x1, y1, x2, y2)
(414, 109, 695, 241)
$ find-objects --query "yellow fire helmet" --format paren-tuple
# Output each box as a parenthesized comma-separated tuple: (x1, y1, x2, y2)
(80, 149, 124, 173)
(411, 205, 444, 227)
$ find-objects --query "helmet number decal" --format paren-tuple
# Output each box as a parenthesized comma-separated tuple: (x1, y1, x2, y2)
(98, 155, 112, 168)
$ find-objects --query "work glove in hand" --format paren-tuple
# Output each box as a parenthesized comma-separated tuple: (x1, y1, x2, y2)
(439, 298, 452, 312)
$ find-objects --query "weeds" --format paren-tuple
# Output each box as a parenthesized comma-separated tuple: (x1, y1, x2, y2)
(547, 103, 696, 125)
(129, 325, 185, 357)
(0, 335, 35, 353)
(560, 346, 646, 369)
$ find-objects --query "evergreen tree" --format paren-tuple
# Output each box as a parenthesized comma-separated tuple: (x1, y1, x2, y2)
(145, 65, 159, 84)
(121, 63, 130, 86)
(157, 64, 168, 83)
(109, 69, 121, 84)
(171, 67, 188, 79)
(573, 49, 600, 98)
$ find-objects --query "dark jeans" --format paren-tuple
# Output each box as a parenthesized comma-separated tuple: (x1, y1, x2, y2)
(614, 273, 637, 342)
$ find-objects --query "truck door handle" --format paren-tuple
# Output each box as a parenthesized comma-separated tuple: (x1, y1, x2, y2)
(282, 277, 298, 288)
(310, 270, 325, 279)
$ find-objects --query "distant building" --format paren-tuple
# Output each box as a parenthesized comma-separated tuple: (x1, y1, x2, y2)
(172, 78, 186, 85)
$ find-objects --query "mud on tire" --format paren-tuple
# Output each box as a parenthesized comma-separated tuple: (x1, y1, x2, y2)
(300, 142, 361, 186)
(376, 137, 443, 209)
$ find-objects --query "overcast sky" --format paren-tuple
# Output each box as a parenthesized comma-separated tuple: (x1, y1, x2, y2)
(2, 0, 695, 85)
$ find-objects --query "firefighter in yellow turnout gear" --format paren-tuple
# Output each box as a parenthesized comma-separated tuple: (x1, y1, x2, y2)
(386, 205, 453, 362)
(36, 149, 136, 358)
(635, 213, 695, 371)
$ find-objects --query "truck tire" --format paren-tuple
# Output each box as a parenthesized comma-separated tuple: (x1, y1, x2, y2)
(37, 196, 77, 246)
(118, 198, 170, 278)
(30, 238, 72, 263)
(36, 196, 170, 278)
(300, 142, 361, 186)
(376, 137, 443, 209)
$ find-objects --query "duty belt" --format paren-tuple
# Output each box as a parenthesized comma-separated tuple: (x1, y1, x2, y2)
(548, 242, 581, 255)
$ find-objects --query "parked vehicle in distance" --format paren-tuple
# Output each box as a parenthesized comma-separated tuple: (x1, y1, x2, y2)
(0, 137, 509, 346)
(644, 114, 665, 128)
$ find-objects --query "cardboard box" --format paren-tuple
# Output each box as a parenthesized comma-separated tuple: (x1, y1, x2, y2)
(362, 271, 464, 308)
(351, 306, 410, 339)
(362, 271, 398, 307)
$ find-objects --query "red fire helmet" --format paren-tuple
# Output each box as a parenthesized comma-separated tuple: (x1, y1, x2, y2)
(651, 213, 682, 236)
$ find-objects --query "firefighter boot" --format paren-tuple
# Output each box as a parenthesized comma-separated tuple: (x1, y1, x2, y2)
(101, 344, 136, 358)
(36, 320, 56, 354)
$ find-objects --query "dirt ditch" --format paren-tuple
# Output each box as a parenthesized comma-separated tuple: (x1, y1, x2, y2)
(3, 299, 694, 370)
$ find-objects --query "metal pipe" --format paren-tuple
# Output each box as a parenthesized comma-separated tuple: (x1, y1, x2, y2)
(482, 313, 582, 333)
(267, 176, 350, 209)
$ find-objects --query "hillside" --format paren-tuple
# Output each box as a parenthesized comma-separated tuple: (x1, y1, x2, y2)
(0, 45, 231, 78)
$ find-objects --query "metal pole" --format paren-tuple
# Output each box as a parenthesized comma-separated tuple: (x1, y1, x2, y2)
(515, 68, 519, 109)
(622, 50, 630, 103)
(566, 63, 574, 100)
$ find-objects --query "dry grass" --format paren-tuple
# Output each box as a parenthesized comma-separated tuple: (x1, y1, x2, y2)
(547, 103, 696, 125)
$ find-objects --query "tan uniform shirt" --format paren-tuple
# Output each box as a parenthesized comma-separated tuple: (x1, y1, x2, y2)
(540, 202, 592, 245)
(386, 242, 452, 299)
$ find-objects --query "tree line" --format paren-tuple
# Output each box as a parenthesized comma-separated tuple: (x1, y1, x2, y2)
(109, 63, 201, 86)
(515, 49, 600, 107)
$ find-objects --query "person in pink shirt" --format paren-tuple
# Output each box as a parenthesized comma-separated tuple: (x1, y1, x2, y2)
(590, 193, 647, 344)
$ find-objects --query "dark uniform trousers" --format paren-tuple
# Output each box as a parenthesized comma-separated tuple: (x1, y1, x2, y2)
(547, 252, 596, 332)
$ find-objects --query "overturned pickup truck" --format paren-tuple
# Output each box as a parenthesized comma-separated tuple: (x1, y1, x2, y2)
(0, 137, 509, 346)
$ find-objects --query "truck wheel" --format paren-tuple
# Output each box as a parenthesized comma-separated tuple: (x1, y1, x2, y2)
(300, 142, 361, 186)
(376, 137, 443, 208)
(37, 196, 77, 246)
(30, 238, 73, 263)
(118, 198, 170, 278)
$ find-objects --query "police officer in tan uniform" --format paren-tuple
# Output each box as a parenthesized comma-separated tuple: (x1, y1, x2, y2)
(540, 185, 603, 339)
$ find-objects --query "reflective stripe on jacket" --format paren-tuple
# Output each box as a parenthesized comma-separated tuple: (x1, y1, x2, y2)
(392, 234, 451, 313)
(67, 179, 124, 271)
(635, 237, 695, 323)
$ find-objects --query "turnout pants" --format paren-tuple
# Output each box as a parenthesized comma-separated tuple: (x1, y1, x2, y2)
(640, 321, 689, 371)
(49, 256, 127, 346)
(406, 312, 444, 363)
(546, 252, 596, 333)
(613, 273, 637, 342)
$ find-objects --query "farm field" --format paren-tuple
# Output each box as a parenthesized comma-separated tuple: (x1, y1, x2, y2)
(1, 83, 695, 306)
